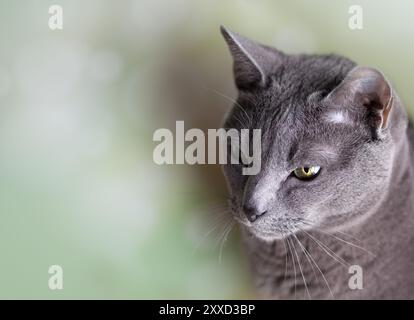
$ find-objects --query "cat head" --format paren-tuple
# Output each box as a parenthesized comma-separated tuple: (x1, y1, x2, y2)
(220, 26, 407, 241)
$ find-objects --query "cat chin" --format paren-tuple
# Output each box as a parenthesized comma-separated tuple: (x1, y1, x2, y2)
(257, 234, 286, 243)
(247, 227, 298, 242)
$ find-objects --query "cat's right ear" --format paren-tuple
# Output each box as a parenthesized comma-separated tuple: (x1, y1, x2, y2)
(324, 66, 393, 133)
(220, 26, 283, 90)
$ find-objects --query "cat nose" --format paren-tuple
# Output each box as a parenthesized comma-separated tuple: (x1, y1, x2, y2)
(243, 204, 267, 222)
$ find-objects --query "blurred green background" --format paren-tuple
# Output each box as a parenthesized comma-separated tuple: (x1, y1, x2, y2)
(0, 0, 413, 299)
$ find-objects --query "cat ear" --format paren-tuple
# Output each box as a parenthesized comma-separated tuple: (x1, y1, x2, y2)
(220, 26, 283, 90)
(326, 66, 393, 130)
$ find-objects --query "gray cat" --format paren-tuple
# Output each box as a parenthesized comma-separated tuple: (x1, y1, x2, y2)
(220, 26, 414, 299)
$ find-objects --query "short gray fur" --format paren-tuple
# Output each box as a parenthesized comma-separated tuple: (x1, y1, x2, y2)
(220, 26, 414, 299)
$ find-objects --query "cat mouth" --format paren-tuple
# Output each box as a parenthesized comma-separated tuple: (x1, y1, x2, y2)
(249, 228, 294, 241)
(244, 219, 306, 241)
(232, 206, 311, 239)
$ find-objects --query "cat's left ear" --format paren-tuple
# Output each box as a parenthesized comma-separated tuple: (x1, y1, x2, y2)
(220, 26, 283, 90)
(325, 66, 393, 131)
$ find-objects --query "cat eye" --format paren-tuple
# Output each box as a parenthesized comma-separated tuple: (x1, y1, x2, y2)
(292, 166, 321, 180)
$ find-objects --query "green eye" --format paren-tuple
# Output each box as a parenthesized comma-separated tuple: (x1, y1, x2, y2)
(293, 166, 321, 180)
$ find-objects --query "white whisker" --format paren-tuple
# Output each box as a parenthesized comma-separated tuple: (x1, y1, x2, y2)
(301, 229, 349, 268)
(294, 231, 335, 299)
(203, 86, 252, 127)
(313, 228, 376, 257)
(218, 221, 236, 264)
(287, 235, 310, 300)
(285, 236, 297, 299)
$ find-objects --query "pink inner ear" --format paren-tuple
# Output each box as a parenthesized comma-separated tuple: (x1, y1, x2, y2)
(381, 95, 394, 129)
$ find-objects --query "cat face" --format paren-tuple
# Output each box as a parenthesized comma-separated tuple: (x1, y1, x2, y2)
(220, 27, 404, 241)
